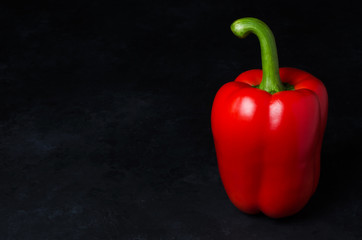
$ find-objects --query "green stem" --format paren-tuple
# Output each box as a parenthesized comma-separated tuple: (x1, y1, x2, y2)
(231, 17, 284, 94)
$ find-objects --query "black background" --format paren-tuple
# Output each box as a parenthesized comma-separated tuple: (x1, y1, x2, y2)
(1, 0, 361, 239)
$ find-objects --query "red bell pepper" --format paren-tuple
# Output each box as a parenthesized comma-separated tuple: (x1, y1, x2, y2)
(211, 18, 328, 218)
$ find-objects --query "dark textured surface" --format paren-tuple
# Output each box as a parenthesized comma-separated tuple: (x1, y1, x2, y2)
(0, 1, 361, 239)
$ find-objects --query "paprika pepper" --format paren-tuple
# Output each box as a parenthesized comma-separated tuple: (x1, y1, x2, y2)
(211, 17, 328, 218)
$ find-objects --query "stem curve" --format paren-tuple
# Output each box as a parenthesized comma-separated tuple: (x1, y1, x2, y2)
(231, 17, 284, 94)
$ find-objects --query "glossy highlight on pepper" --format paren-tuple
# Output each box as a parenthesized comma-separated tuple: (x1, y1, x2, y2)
(211, 18, 328, 218)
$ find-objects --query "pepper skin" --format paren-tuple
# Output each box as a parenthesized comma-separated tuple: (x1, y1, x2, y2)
(211, 18, 328, 218)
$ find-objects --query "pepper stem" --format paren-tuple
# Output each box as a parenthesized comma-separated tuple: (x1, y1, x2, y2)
(231, 17, 284, 94)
